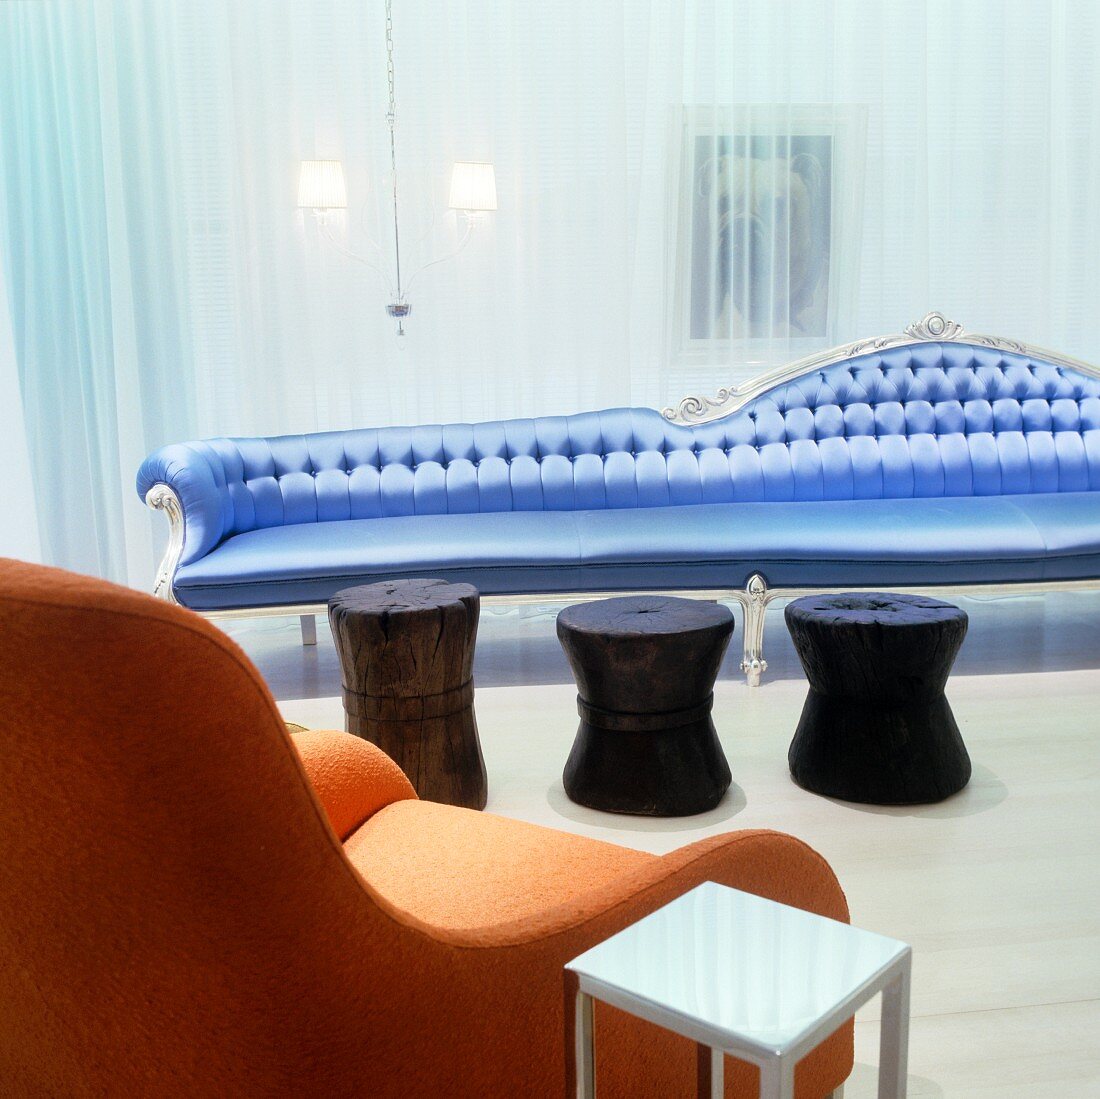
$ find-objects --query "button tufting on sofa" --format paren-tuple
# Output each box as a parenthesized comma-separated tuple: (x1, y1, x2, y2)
(137, 336, 1100, 678)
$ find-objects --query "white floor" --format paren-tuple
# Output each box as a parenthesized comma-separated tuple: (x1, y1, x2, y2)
(236, 593, 1100, 1098)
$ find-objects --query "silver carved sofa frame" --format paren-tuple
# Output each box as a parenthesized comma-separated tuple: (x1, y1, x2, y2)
(146, 313, 1100, 685)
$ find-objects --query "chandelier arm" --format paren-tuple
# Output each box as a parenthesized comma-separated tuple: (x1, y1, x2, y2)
(319, 221, 397, 298)
(414, 200, 438, 247)
(402, 218, 475, 294)
(355, 199, 386, 257)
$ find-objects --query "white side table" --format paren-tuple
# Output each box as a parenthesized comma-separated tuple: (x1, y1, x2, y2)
(565, 882, 911, 1099)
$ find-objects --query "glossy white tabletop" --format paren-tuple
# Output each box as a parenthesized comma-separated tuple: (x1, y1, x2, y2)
(566, 881, 909, 1058)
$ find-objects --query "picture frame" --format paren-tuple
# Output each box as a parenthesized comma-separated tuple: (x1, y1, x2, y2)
(669, 104, 867, 380)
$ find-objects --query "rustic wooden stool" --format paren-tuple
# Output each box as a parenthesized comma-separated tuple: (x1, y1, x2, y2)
(557, 595, 734, 816)
(785, 592, 971, 805)
(328, 579, 487, 810)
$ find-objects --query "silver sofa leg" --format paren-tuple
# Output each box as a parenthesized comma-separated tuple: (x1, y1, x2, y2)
(739, 573, 770, 687)
(300, 614, 318, 647)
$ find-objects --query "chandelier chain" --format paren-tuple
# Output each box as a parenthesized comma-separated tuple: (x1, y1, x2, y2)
(385, 0, 396, 131)
(384, 0, 403, 306)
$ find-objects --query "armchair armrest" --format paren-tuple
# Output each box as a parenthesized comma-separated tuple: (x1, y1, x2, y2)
(656, 827, 850, 923)
(385, 827, 851, 1098)
(445, 827, 848, 950)
(292, 729, 417, 841)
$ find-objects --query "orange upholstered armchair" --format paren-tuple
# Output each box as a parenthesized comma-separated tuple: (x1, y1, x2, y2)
(0, 559, 852, 1097)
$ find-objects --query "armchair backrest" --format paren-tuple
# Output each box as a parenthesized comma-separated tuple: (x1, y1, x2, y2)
(0, 559, 371, 1090)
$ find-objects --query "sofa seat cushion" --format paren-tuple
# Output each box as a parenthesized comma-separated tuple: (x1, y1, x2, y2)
(575, 492, 1099, 587)
(1007, 492, 1100, 556)
(174, 510, 585, 608)
(172, 492, 1100, 610)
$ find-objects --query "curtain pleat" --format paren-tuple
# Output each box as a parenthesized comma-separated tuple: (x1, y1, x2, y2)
(0, 220, 41, 562)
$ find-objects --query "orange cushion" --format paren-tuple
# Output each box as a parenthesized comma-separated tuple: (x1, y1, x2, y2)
(292, 730, 417, 840)
(346, 800, 657, 931)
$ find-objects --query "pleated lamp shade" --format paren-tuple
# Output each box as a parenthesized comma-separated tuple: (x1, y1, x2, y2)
(297, 160, 348, 210)
(448, 162, 497, 212)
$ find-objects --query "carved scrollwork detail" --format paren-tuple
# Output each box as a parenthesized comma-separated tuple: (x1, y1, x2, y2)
(145, 483, 184, 604)
(662, 311, 1100, 425)
(904, 311, 965, 341)
(971, 334, 1027, 354)
(845, 336, 892, 358)
(746, 573, 768, 605)
(661, 388, 735, 424)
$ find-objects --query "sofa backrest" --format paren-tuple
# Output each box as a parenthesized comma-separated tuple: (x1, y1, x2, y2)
(699, 339, 1100, 501)
(142, 339, 1100, 555)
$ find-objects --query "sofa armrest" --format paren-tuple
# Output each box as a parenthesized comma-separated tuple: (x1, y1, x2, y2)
(291, 730, 417, 841)
(137, 443, 233, 590)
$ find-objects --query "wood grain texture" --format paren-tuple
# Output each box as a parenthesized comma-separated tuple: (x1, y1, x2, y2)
(785, 592, 971, 805)
(328, 579, 487, 810)
(557, 596, 734, 816)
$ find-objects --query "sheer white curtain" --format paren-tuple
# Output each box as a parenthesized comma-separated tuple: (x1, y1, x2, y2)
(667, 0, 1100, 396)
(0, 1, 193, 580)
(1, 0, 1098, 584)
(172, 0, 658, 432)
(0, 237, 41, 563)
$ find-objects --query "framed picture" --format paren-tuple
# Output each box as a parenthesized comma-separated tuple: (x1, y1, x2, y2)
(670, 105, 867, 377)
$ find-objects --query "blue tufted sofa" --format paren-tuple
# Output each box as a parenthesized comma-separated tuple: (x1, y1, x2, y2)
(138, 315, 1100, 682)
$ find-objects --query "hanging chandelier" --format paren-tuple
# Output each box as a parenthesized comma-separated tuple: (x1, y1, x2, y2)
(296, 0, 497, 335)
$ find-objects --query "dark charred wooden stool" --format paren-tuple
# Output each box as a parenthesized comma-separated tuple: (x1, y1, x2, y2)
(328, 579, 487, 810)
(557, 596, 734, 816)
(785, 592, 971, 805)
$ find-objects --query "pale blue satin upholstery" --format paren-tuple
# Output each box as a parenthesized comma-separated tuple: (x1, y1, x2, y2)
(136, 341, 1100, 609)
